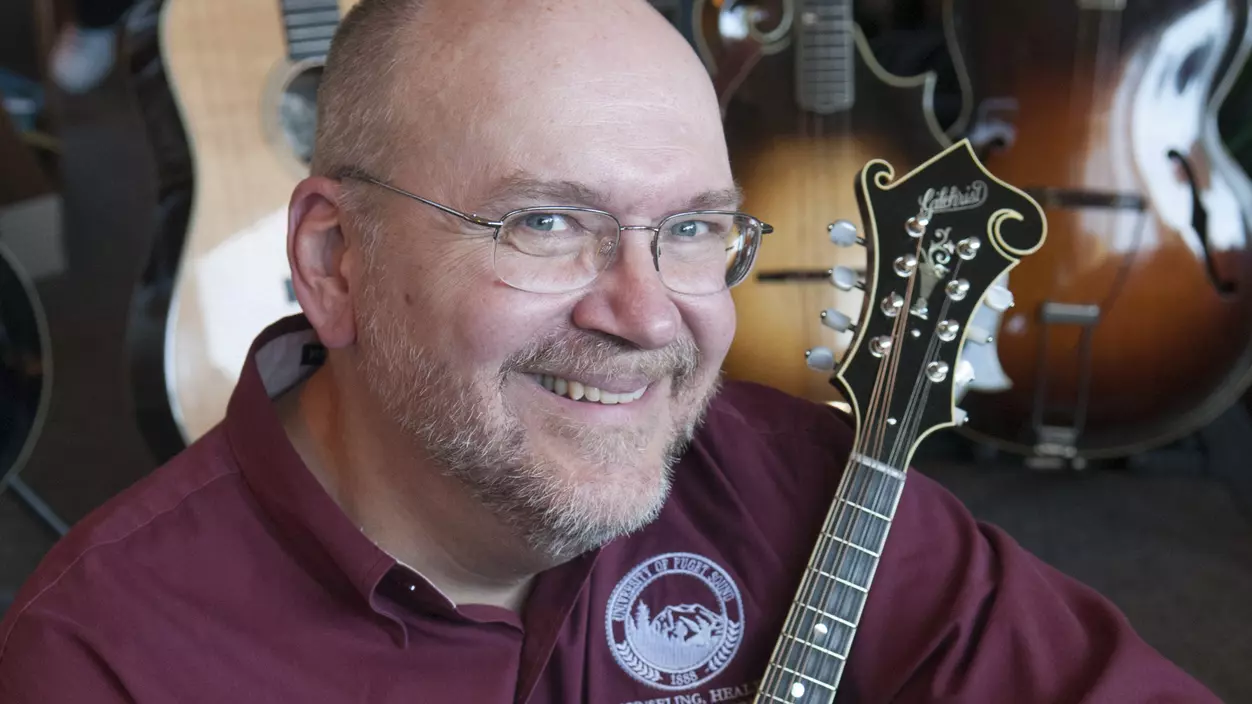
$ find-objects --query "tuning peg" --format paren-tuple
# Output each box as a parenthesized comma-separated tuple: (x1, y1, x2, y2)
(820, 309, 855, 333)
(827, 220, 862, 247)
(953, 407, 969, 426)
(830, 266, 862, 291)
(984, 285, 1015, 312)
(805, 346, 837, 371)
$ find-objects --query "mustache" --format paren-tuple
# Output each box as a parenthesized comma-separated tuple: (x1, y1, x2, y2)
(502, 330, 701, 387)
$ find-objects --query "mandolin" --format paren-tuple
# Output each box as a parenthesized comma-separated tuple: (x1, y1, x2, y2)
(158, 0, 358, 443)
(755, 139, 1046, 701)
(954, 0, 1252, 461)
(679, 0, 984, 405)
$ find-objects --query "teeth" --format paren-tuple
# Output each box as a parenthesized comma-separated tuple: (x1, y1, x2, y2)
(534, 375, 647, 405)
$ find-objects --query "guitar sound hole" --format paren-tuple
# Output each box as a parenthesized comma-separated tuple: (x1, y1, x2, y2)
(280, 65, 323, 166)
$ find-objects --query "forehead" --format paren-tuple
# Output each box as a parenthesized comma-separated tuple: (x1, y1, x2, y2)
(393, 0, 732, 214)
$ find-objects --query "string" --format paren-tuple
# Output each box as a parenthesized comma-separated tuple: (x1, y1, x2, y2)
(770, 224, 927, 699)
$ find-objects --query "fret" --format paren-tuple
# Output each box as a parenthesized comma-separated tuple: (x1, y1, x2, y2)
(826, 533, 879, 558)
(808, 566, 868, 593)
(782, 633, 846, 660)
(842, 500, 890, 522)
(797, 602, 857, 630)
(279, 0, 342, 63)
(774, 665, 838, 692)
(287, 25, 338, 42)
(833, 500, 891, 545)
(796, 569, 866, 625)
(796, 0, 854, 114)
(281, 0, 339, 10)
(284, 9, 339, 27)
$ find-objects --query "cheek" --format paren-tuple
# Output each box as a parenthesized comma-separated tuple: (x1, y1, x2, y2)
(682, 294, 736, 369)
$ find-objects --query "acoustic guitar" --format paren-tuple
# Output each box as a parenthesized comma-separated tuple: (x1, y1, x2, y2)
(953, 0, 1252, 461)
(757, 139, 1046, 699)
(159, 0, 357, 442)
(677, 0, 1000, 405)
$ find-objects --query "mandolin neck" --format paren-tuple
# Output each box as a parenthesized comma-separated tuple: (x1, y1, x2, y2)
(279, 0, 342, 63)
(756, 450, 907, 701)
(796, 0, 857, 114)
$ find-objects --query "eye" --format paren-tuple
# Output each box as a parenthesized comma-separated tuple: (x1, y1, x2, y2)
(521, 212, 574, 233)
(669, 219, 713, 238)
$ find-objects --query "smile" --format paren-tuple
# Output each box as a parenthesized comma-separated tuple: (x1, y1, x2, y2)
(532, 374, 649, 405)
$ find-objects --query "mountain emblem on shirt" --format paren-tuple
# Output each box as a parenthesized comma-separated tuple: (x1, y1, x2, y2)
(606, 552, 745, 692)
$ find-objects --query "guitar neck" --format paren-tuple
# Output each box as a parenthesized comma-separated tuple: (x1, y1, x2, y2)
(280, 0, 342, 63)
(757, 451, 907, 700)
(796, 0, 856, 114)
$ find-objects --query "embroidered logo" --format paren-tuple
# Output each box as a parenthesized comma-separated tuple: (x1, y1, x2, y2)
(606, 552, 745, 692)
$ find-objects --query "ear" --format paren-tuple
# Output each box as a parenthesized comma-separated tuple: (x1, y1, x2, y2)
(288, 176, 357, 349)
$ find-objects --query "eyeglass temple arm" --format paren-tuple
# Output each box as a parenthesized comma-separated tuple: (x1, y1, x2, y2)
(339, 172, 503, 228)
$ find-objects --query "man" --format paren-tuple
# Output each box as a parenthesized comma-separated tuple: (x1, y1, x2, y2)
(0, 0, 1219, 701)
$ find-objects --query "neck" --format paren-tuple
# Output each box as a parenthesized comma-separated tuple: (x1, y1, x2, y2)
(276, 362, 548, 612)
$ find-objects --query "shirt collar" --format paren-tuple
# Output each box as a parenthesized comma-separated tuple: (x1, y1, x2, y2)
(223, 315, 601, 654)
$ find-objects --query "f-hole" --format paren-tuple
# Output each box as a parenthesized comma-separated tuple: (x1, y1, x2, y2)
(1168, 149, 1235, 295)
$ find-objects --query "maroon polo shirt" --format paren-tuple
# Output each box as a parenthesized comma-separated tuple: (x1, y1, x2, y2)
(0, 316, 1217, 702)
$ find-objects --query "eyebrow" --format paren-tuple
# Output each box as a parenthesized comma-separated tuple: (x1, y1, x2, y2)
(476, 174, 745, 217)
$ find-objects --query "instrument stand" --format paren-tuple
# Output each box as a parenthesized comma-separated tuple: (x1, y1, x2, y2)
(0, 475, 69, 537)
(1027, 302, 1102, 470)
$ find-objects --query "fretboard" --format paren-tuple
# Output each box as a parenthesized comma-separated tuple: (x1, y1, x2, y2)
(756, 453, 906, 702)
(796, 0, 856, 114)
(280, 0, 342, 63)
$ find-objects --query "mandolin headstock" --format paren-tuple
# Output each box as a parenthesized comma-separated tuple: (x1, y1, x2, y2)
(808, 139, 1047, 467)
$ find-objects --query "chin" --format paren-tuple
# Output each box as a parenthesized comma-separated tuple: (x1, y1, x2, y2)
(520, 434, 677, 558)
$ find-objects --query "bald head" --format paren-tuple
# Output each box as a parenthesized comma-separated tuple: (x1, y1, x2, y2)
(312, 0, 728, 203)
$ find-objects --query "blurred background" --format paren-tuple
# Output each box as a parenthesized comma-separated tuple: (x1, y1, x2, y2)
(2, 0, 1251, 699)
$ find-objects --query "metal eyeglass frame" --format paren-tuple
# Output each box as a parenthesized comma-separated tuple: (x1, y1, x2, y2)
(336, 170, 773, 294)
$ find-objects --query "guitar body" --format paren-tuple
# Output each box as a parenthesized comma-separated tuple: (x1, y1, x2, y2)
(705, 0, 972, 404)
(956, 0, 1252, 459)
(159, 0, 356, 442)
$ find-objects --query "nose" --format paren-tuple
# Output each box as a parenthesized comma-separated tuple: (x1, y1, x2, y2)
(570, 229, 681, 350)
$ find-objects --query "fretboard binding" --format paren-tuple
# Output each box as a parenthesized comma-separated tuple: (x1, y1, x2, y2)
(796, 601, 858, 630)
(783, 633, 848, 660)
(772, 666, 839, 691)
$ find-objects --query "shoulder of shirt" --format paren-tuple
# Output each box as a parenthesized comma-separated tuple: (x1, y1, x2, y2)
(703, 379, 856, 440)
(0, 427, 240, 659)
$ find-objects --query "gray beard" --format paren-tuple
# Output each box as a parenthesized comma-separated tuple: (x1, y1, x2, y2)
(355, 297, 719, 562)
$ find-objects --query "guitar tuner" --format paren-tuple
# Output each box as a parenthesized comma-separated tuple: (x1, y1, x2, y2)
(957, 237, 982, 260)
(830, 266, 863, 291)
(820, 309, 856, 333)
(827, 220, 862, 247)
(804, 346, 837, 371)
(905, 216, 929, 238)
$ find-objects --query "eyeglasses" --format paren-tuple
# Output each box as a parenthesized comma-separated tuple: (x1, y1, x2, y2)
(338, 171, 771, 295)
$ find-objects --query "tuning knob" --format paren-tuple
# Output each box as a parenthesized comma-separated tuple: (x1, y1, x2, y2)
(830, 266, 862, 291)
(984, 285, 1015, 312)
(820, 309, 855, 333)
(828, 220, 860, 247)
(805, 346, 837, 371)
(953, 407, 969, 426)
